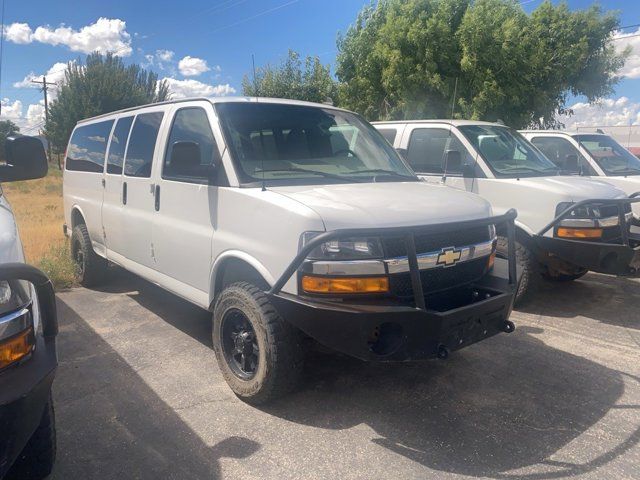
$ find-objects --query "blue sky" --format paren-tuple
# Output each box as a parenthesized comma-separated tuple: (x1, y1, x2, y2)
(0, 0, 639, 133)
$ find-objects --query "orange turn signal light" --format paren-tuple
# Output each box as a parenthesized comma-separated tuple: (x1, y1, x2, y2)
(0, 327, 34, 369)
(557, 227, 603, 239)
(302, 275, 390, 294)
(487, 251, 496, 270)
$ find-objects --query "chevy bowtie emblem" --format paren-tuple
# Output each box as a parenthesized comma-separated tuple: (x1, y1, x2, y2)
(437, 247, 462, 267)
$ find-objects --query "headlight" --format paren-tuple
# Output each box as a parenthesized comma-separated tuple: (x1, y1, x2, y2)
(556, 202, 603, 219)
(0, 280, 35, 370)
(301, 232, 384, 260)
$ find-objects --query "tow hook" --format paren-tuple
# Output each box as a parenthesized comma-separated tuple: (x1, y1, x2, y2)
(437, 344, 450, 360)
(502, 321, 516, 333)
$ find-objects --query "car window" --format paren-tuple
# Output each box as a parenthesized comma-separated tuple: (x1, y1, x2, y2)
(407, 128, 466, 174)
(163, 107, 220, 183)
(530, 136, 589, 174)
(124, 112, 164, 178)
(106, 116, 134, 175)
(65, 120, 114, 173)
(575, 134, 640, 176)
(377, 128, 397, 145)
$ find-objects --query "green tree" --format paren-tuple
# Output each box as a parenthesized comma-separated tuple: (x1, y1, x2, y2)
(0, 119, 20, 161)
(45, 52, 169, 150)
(243, 50, 338, 104)
(336, 0, 627, 128)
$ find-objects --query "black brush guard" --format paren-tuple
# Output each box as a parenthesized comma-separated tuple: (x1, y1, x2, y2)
(267, 209, 518, 361)
(534, 194, 640, 276)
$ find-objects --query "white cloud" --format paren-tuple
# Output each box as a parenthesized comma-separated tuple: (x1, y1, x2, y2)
(558, 96, 640, 129)
(13, 62, 69, 89)
(162, 78, 236, 99)
(1, 98, 23, 120)
(3, 23, 32, 43)
(614, 28, 640, 79)
(26, 103, 46, 126)
(142, 49, 175, 71)
(3, 18, 132, 56)
(157, 49, 174, 62)
(0, 98, 45, 131)
(178, 56, 210, 76)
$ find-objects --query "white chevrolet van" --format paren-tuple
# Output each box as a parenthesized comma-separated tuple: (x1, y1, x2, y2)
(374, 120, 639, 304)
(520, 130, 640, 216)
(0, 136, 58, 479)
(63, 97, 518, 403)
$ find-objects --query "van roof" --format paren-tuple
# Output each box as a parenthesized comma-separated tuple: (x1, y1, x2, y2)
(76, 96, 351, 125)
(520, 130, 608, 137)
(372, 119, 503, 127)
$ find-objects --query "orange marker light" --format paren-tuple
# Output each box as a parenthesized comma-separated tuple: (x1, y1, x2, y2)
(487, 251, 496, 270)
(0, 328, 34, 369)
(557, 227, 603, 239)
(302, 276, 389, 294)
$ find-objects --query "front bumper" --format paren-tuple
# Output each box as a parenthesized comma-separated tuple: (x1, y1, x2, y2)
(536, 196, 640, 276)
(0, 264, 58, 478)
(268, 211, 518, 362)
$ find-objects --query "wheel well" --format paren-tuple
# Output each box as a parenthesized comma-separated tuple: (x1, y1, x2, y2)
(71, 208, 86, 229)
(212, 258, 270, 305)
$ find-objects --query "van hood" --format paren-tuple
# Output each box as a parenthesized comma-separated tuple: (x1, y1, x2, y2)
(0, 194, 24, 264)
(270, 181, 493, 230)
(501, 176, 627, 201)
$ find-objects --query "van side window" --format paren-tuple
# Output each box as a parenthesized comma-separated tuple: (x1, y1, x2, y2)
(377, 128, 397, 145)
(106, 116, 134, 175)
(407, 128, 465, 174)
(65, 120, 114, 173)
(124, 112, 164, 178)
(163, 108, 220, 183)
(530, 136, 588, 174)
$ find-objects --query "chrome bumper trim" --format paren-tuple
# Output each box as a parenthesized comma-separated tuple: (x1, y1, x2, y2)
(0, 305, 32, 341)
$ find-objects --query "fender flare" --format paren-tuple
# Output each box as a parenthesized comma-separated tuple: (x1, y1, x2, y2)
(209, 250, 276, 305)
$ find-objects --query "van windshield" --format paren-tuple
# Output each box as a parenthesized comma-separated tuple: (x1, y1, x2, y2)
(216, 102, 416, 185)
(458, 125, 560, 178)
(574, 134, 640, 176)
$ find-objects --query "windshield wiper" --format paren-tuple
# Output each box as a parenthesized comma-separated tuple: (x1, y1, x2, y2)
(349, 168, 415, 178)
(499, 166, 542, 173)
(257, 167, 365, 183)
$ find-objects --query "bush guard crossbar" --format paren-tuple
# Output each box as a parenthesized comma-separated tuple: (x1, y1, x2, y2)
(269, 209, 518, 311)
(538, 196, 640, 246)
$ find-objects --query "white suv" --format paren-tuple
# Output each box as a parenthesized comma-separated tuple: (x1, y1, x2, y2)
(374, 120, 640, 304)
(63, 97, 517, 403)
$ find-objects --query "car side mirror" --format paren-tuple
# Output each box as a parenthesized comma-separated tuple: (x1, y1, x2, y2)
(564, 153, 580, 174)
(443, 150, 463, 174)
(0, 136, 48, 182)
(395, 147, 408, 161)
(462, 163, 475, 178)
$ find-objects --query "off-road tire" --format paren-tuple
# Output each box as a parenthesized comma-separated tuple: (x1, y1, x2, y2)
(212, 282, 303, 404)
(6, 395, 56, 480)
(71, 223, 106, 287)
(497, 236, 540, 306)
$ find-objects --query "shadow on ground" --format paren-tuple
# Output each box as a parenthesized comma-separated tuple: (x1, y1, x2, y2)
(51, 300, 259, 480)
(73, 268, 639, 479)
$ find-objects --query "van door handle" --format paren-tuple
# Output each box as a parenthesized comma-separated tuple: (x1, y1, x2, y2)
(154, 185, 160, 211)
(122, 182, 127, 205)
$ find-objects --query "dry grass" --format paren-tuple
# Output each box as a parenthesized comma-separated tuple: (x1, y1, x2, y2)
(3, 168, 76, 289)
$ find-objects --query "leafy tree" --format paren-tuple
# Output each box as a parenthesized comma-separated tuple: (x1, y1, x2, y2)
(243, 50, 338, 104)
(336, 0, 627, 128)
(45, 52, 169, 150)
(0, 119, 20, 162)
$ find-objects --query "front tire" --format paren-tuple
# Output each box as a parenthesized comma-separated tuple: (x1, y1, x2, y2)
(71, 224, 106, 287)
(497, 237, 540, 306)
(212, 282, 303, 404)
(6, 395, 56, 480)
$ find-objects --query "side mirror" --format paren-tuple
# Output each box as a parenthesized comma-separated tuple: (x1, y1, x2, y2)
(564, 153, 580, 174)
(443, 150, 463, 174)
(395, 147, 408, 161)
(0, 136, 48, 182)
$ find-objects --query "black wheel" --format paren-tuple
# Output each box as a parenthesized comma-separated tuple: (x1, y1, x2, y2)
(71, 223, 106, 287)
(6, 395, 56, 480)
(496, 236, 540, 306)
(212, 282, 303, 404)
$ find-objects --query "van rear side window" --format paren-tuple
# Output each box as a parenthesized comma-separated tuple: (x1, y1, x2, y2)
(106, 116, 134, 175)
(66, 120, 114, 173)
(124, 112, 164, 178)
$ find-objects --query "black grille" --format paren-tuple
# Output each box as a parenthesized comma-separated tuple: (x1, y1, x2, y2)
(382, 225, 491, 258)
(389, 257, 488, 298)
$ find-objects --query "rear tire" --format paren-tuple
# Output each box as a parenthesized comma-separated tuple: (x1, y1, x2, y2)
(6, 395, 56, 480)
(497, 236, 540, 306)
(212, 282, 303, 404)
(71, 223, 106, 287)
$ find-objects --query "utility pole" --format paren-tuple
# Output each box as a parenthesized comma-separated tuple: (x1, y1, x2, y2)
(31, 76, 58, 168)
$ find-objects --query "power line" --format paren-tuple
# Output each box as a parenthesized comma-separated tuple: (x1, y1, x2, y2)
(0, 0, 5, 117)
(31, 76, 57, 166)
